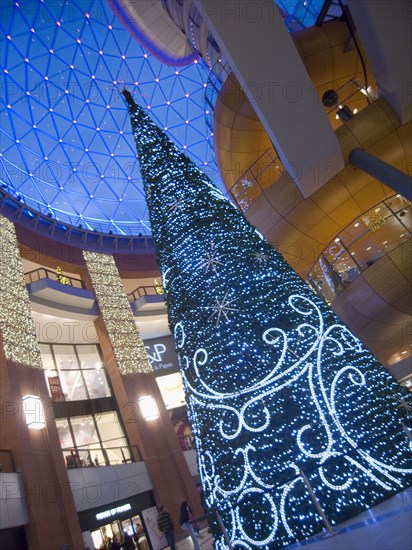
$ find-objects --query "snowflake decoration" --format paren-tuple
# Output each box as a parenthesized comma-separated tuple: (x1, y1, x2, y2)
(168, 198, 186, 214)
(200, 242, 227, 275)
(386, 382, 412, 413)
(205, 290, 239, 327)
(251, 251, 269, 263)
(391, 393, 412, 414)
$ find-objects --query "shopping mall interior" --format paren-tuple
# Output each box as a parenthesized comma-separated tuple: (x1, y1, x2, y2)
(0, 1, 411, 549)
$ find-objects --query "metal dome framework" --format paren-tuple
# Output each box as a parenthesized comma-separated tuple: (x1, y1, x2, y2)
(0, 0, 218, 235)
(0, 0, 332, 237)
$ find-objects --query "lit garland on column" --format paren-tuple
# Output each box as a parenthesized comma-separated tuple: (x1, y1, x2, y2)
(83, 250, 151, 374)
(0, 215, 43, 368)
(122, 90, 412, 548)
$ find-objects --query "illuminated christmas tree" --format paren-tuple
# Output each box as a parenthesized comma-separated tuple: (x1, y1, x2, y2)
(122, 89, 412, 549)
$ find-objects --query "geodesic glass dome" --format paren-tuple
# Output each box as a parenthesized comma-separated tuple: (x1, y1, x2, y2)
(0, 0, 218, 235)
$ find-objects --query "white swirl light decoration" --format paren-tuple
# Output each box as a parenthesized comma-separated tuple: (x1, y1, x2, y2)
(319, 457, 357, 491)
(280, 467, 303, 537)
(242, 445, 275, 490)
(239, 401, 271, 435)
(329, 366, 367, 447)
(344, 455, 394, 491)
(125, 90, 412, 548)
(197, 450, 216, 507)
(181, 298, 321, 401)
(184, 362, 310, 442)
(301, 329, 412, 490)
(297, 362, 335, 462)
(175, 293, 411, 546)
(161, 267, 172, 289)
(236, 488, 279, 547)
(173, 321, 186, 348)
(357, 450, 412, 482)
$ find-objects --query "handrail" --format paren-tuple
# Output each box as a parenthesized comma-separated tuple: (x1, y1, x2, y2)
(128, 285, 165, 302)
(307, 195, 411, 303)
(24, 267, 86, 289)
(324, 77, 375, 121)
(62, 443, 142, 469)
(228, 149, 284, 212)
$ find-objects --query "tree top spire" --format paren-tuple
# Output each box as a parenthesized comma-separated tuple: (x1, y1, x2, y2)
(121, 87, 138, 111)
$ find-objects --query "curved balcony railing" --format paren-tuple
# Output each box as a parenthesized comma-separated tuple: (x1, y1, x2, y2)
(128, 284, 165, 302)
(229, 148, 284, 213)
(63, 442, 142, 469)
(25, 267, 86, 289)
(323, 77, 377, 122)
(307, 195, 411, 304)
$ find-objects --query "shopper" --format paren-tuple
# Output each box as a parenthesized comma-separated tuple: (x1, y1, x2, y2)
(120, 532, 135, 550)
(157, 505, 176, 549)
(179, 501, 201, 550)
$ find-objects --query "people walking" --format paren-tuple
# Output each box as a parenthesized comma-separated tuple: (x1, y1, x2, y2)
(157, 505, 176, 549)
(179, 501, 201, 550)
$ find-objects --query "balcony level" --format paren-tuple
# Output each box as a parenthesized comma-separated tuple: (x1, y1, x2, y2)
(24, 268, 166, 319)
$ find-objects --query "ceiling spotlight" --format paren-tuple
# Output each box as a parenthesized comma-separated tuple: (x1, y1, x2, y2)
(336, 105, 353, 122)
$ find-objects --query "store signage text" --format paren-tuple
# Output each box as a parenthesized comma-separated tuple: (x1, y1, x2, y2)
(96, 503, 131, 521)
(144, 342, 174, 371)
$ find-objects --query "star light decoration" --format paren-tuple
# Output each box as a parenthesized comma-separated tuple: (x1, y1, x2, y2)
(205, 291, 239, 327)
(0, 215, 43, 368)
(251, 251, 269, 263)
(168, 198, 187, 214)
(83, 250, 151, 375)
(201, 242, 227, 275)
(123, 90, 412, 550)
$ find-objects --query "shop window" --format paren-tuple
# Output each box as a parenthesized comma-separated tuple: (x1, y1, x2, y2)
(39, 343, 111, 401)
(57, 411, 133, 468)
(90, 514, 149, 550)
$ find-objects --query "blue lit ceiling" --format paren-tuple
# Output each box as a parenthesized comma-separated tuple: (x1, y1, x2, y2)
(0, 0, 327, 236)
(0, 0, 218, 235)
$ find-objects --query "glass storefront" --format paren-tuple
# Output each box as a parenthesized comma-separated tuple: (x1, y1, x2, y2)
(79, 493, 157, 550)
(39, 343, 111, 401)
(90, 514, 150, 550)
(56, 411, 132, 468)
